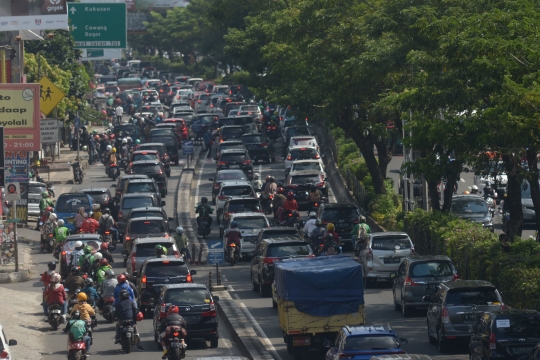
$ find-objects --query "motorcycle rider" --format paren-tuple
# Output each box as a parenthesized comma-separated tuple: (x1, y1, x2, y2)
(325, 223, 340, 244)
(483, 181, 496, 197)
(98, 208, 118, 244)
(38, 191, 54, 230)
(96, 259, 113, 285)
(120, 138, 130, 158)
(81, 215, 99, 234)
(282, 210, 301, 227)
(351, 215, 370, 250)
(261, 176, 277, 209)
(225, 221, 242, 259)
(106, 147, 118, 176)
(88, 252, 103, 281)
(114, 274, 136, 305)
(40, 261, 57, 288)
(133, 139, 141, 151)
(63, 310, 92, 354)
(122, 271, 139, 300)
(158, 305, 187, 359)
(78, 245, 95, 273)
(307, 184, 323, 208)
(53, 219, 69, 257)
(114, 289, 143, 350)
(272, 187, 286, 219)
(69, 241, 85, 269)
(471, 184, 480, 195)
(41, 212, 58, 251)
(98, 242, 114, 264)
(173, 227, 191, 262)
(251, 173, 263, 191)
(303, 212, 319, 238)
(310, 220, 327, 248)
(195, 197, 213, 229)
(321, 233, 340, 255)
(65, 266, 85, 296)
(155, 244, 168, 258)
(74, 207, 86, 233)
(71, 292, 96, 325)
(282, 191, 299, 213)
(98, 269, 117, 310)
(81, 278, 100, 307)
(92, 204, 102, 221)
(44, 273, 67, 320)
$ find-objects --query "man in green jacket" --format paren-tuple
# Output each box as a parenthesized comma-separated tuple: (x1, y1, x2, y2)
(351, 216, 370, 252)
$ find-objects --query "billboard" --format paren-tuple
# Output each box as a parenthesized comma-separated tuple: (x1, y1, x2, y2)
(0, 84, 41, 151)
(0, 0, 68, 31)
(5, 152, 30, 183)
(133, 0, 189, 9)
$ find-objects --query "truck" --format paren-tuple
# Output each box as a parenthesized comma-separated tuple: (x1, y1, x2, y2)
(274, 255, 365, 360)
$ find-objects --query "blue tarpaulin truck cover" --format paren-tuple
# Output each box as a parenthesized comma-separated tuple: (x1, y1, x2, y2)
(274, 255, 364, 317)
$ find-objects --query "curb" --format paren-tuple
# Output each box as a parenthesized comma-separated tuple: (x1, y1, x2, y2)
(0, 270, 31, 283)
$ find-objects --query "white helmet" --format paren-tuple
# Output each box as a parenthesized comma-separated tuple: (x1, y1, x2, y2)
(309, 211, 317, 219)
(472, 185, 479, 190)
(106, 145, 112, 151)
(57, 219, 65, 226)
(253, 173, 260, 179)
(75, 241, 83, 248)
(49, 213, 57, 221)
(93, 252, 103, 260)
(122, 138, 128, 144)
(92, 204, 101, 211)
(127, 136, 132, 142)
(50, 273, 61, 283)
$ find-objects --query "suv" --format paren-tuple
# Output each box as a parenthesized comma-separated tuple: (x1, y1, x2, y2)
(133, 258, 196, 315)
(241, 133, 275, 163)
(54, 193, 94, 232)
(125, 207, 173, 229)
(148, 134, 180, 165)
(129, 150, 170, 176)
(469, 309, 540, 360)
(325, 325, 408, 360)
(424, 280, 504, 352)
(122, 178, 163, 202)
(221, 212, 270, 256)
(210, 169, 248, 204)
(284, 146, 322, 173)
(215, 140, 246, 160)
(122, 217, 170, 260)
(118, 193, 165, 239)
(125, 237, 179, 277)
(153, 283, 219, 348)
(138, 143, 171, 171)
(289, 159, 326, 179)
(219, 197, 263, 225)
(79, 188, 113, 207)
(113, 175, 150, 204)
(451, 195, 494, 231)
(285, 170, 327, 210)
(357, 232, 414, 286)
(256, 227, 301, 246)
(218, 125, 245, 142)
(391, 255, 457, 317)
(317, 203, 361, 245)
(223, 101, 247, 117)
(215, 181, 255, 215)
(216, 149, 253, 178)
(128, 160, 168, 196)
(250, 238, 313, 297)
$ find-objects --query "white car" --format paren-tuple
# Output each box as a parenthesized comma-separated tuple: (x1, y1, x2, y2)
(284, 145, 322, 173)
(215, 181, 256, 214)
(287, 135, 319, 152)
(289, 159, 326, 178)
(0, 324, 18, 359)
(173, 89, 193, 102)
(237, 105, 263, 121)
(195, 93, 213, 113)
(223, 212, 270, 257)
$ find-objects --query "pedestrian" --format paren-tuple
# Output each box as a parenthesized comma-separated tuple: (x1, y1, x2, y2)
(88, 136, 96, 164)
(69, 123, 75, 151)
(203, 129, 213, 158)
(115, 104, 123, 125)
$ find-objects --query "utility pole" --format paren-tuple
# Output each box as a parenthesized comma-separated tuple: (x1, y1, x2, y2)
(12, 202, 18, 272)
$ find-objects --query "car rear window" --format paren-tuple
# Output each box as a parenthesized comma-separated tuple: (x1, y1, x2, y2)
(145, 262, 188, 277)
(165, 288, 211, 305)
(410, 261, 454, 278)
(290, 175, 320, 185)
(227, 201, 261, 213)
(199, 94, 212, 101)
(371, 236, 411, 250)
(151, 129, 175, 137)
(289, 149, 318, 160)
(221, 128, 244, 137)
(267, 243, 311, 257)
(127, 182, 157, 193)
(29, 185, 47, 194)
(286, 127, 310, 138)
(140, 145, 166, 156)
(234, 217, 267, 229)
(343, 335, 399, 351)
(84, 192, 109, 204)
(292, 162, 321, 172)
(321, 207, 360, 222)
(56, 196, 91, 212)
(135, 243, 173, 257)
(129, 211, 164, 219)
(240, 105, 259, 113)
(129, 220, 166, 233)
(132, 153, 159, 162)
(64, 240, 101, 252)
(242, 135, 263, 144)
(221, 186, 253, 197)
(217, 172, 246, 182)
(219, 118, 243, 127)
(151, 136, 176, 146)
(494, 316, 540, 338)
(445, 288, 500, 306)
(220, 153, 247, 162)
(131, 164, 161, 174)
(262, 230, 299, 239)
(122, 197, 154, 209)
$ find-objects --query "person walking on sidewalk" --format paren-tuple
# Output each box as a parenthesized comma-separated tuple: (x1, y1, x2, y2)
(115, 105, 123, 125)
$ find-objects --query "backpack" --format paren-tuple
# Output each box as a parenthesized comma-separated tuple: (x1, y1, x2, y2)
(80, 255, 92, 273)
(69, 320, 86, 341)
(99, 215, 109, 233)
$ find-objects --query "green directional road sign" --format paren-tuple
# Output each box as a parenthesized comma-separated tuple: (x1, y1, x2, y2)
(68, 3, 126, 49)
(87, 49, 105, 58)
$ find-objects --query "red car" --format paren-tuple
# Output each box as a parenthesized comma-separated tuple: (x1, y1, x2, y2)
(163, 118, 189, 140)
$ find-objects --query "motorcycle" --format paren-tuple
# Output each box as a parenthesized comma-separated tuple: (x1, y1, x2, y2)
(48, 302, 63, 330)
(165, 327, 187, 360)
(70, 162, 83, 184)
(226, 244, 239, 266)
(262, 195, 273, 215)
(119, 319, 137, 354)
(265, 125, 280, 140)
(41, 229, 55, 253)
(108, 163, 120, 180)
(67, 292, 80, 315)
(119, 155, 129, 171)
(308, 196, 327, 214)
(101, 229, 117, 250)
(102, 296, 116, 323)
(197, 216, 211, 239)
(67, 337, 87, 360)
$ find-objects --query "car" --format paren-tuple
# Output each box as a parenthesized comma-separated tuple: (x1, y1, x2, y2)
(209, 169, 248, 204)
(28, 181, 48, 216)
(150, 127, 179, 142)
(370, 355, 432, 360)
(148, 134, 180, 165)
(219, 197, 263, 225)
(128, 150, 169, 176)
(209, 95, 228, 113)
(213, 85, 229, 94)
(256, 227, 301, 245)
(317, 203, 361, 245)
(284, 145, 322, 173)
(424, 280, 504, 352)
(0, 324, 17, 359)
(53, 193, 94, 232)
(59, 234, 102, 278)
(141, 89, 160, 102)
(221, 212, 270, 256)
(132, 258, 196, 315)
(237, 104, 263, 122)
(125, 236, 179, 277)
(504, 180, 540, 229)
(215, 181, 255, 215)
(283, 126, 312, 151)
(112, 124, 141, 143)
(469, 309, 540, 360)
(128, 160, 168, 197)
(285, 170, 327, 210)
(325, 325, 408, 360)
(251, 237, 313, 297)
(152, 283, 219, 348)
(221, 116, 257, 133)
(218, 125, 245, 142)
(172, 112, 194, 127)
(79, 188, 113, 207)
(287, 135, 319, 153)
(215, 140, 246, 160)
(195, 93, 213, 113)
(162, 118, 189, 140)
(451, 195, 494, 231)
(289, 159, 326, 179)
(391, 255, 458, 317)
(357, 232, 415, 286)
(138, 143, 172, 172)
(125, 207, 173, 231)
(113, 175, 150, 204)
(223, 101, 247, 117)
(241, 133, 275, 163)
(216, 149, 254, 178)
(118, 193, 165, 239)
(121, 178, 163, 205)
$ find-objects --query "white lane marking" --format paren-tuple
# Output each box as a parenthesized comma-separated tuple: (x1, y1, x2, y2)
(221, 275, 228, 282)
(221, 338, 232, 349)
(194, 155, 207, 204)
(227, 285, 235, 292)
(328, 183, 336, 204)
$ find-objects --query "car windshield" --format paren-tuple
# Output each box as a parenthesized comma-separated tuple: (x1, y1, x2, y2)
(151, 129, 175, 137)
(84, 192, 109, 204)
(197, 115, 215, 123)
(151, 136, 175, 146)
(292, 162, 321, 172)
(129, 220, 166, 233)
(128, 183, 157, 193)
(494, 316, 540, 338)
(451, 198, 488, 214)
(372, 236, 411, 250)
(242, 135, 263, 144)
(114, 127, 138, 138)
(227, 201, 261, 212)
(267, 243, 311, 257)
(240, 105, 259, 113)
(165, 288, 211, 305)
(220, 119, 243, 127)
(221, 128, 244, 138)
(321, 207, 359, 222)
(290, 175, 320, 185)
(217, 172, 246, 182)
(445, 288, 500, 306)
(220, 154, 247, 162)
(133, 153, 159, 162)
(262, 230, 299, 239)
(131, 164, 161, 174)
(140, 146, 165, 156)
(289, 149, 318, 160)
(64, 239, 101, 253)
(56, 196, 91, 212)
(343, 335, 400, 351)
(234, 217, 267, 229)
(145, 262, 188, 277)
(410, 261, 454, 278)
(29, 185, 47, 194)
(122, 197, 154, 209)
(221, 186, 252, 197)
(136, 243, 173, 257)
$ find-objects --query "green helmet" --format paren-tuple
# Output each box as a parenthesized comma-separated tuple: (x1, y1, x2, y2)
(41, 191, 49, 199)
(84, 245, 93, 254)
(92, 130, 98, 135)
(155, 244, 164, 254)
(135, 139, 140, 144)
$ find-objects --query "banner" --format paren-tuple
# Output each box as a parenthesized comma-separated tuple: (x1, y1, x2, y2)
(5, 152, 30, 183)
(0, 0, 68, 31)
(134, 0, 189, 9)
(0, 221, 15, 265)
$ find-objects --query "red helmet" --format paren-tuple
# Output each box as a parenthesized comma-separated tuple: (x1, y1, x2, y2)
(136, 311, 144, 322)
(94, 135, 100, 140)
(168, 305, 179, 314)
(277, 187, 284, 195)
(100, 243, 109, 250)
(99, 259, 109, 266)
(287, 191, 294, 200)
(110, 134, 116, 140)
(45, 206, 53, 213)
(117, 274, 126, 283)
(265, 175, 271, 182)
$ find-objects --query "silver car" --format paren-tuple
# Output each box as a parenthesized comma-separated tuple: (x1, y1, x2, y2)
(357, 232, 414, 286)
(125, 237, 179, 277)
(215, 181, 255, 214)
(223, 212, 270, 257)
(28, 181, 49, 216)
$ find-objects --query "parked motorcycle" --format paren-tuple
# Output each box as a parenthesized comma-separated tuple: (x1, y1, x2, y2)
(226, 244, 239, 266)
(70, 162, 83, 184)
(197, 216, 211, 239)
(48, 302, 63, 330)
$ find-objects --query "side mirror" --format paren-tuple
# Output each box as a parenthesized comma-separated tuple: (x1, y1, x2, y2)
(161, 201, 166, 206)
(213, 295, 220, 302)
(8, 340, 16, 346)
(132, 271, 139, 278)
(168, 217, 174, 221)
(389, 272, 397, 280)
(422, 295, 432, 303)
(190, 270, 197, 275)
(399, 338, 408, 345)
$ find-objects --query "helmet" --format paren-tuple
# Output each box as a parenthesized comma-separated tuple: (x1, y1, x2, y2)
(230, 221, 238, 228)
(120, 289, 130, 300)
(253, 173, 259, 179)
(309, 211, 317, 219)
(287, 191, 294, 200)
(45, 206, 53, 213)
(84, 278, 94, 287)
(92, 130, 98, 135)
(265, 175, 271, 182)
(359, 215, 366, 223)
(100, 243, 109, 250)
(135, 139, 140, 144)
(277, 187, 284, 195)
(110, 134, 116, 140)
(103, 135, 109, 140)
(94, 135, 100, 140)
(49, 213, 57, 221)
(105, 92, 110, 96)
(292, 210, 299, 218)
(122, 138, 128, 144)
(48, 261, 57, 270)
(84, 245, 92, 254)
(136, 311, 144, 322)
(117, 274, 127, 283)
(111, 147, 117, 153)
(472, 185, 479, 190)
(41, 191, 49, 198)
(75, 241, 83, 248)
(72, 310, 81, 320)
(50, 273, 61, 283)
(327, 223, 335, 232)
(105, 269, 115, 278)
(57, 219, 65, 227)
(176, 226, 184, 235)
(486, 181, 492, 187)
(269, 176, 275, 182)
(103, 208, 111, 214)
(77, 292, 87, 302)
(99, 259, 109, 266)
(168, 305, 179, 314)
(93, 252, 103, 260)
(92, 204, 101, 211)
(325, 233, 334, 242)
(201, 197, 208, 204)
(82, 145, 88, 151)
(155, 244, 165, 255)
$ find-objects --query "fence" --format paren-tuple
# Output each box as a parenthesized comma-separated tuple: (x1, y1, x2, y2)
(344, 167, 366, 206)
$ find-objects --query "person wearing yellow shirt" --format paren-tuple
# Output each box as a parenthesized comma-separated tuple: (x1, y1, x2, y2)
(71, 292, 96, 322)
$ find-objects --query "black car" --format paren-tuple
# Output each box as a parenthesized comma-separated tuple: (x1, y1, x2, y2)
(153, 283, 219, 348)
(284, 170, 327, 210)
(122, 178, 163, 202)
(138, 143, 172, 172)
(126, 207, 173, 229)
(132, 258, 196, 315)
(241, 133, 275, 163)
(113, 124, 141, 146)
(149, 128, 178, 142)
(216, 148, 253, 178)
(148, 135, 180, 165)
(209, 169, 248, 204)
(317, 203, 361, 245)
(469, 309, 540, 360)
(79, 188, 113, 206)
(218, 125, 245, 142)
(251, 237, 313, 297)
(118, 193, 165, 239)
(256, 227, 301, 246)
(129, 160, 168, 197)
(215, 140, 246, 160)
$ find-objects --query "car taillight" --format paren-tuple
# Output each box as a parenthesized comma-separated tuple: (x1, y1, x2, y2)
(125, 236, 131, 241)
(489, 332, 496, 349)
(410, 247, 415, 256)
(217, 161, 226, 165)
(105, 230, 111, 235)
(160, 303, 166, 317)
(242, 160, 251, 165)
(61, 251, 66, 261)
(453, 273, 459, 281)
(198, 100, 201, 103)
(442, 307, 450, 323)
(141, 274, 146, 288)
(367, 248, 373, 261)
(404, 276, 419, 286)
(261, 142, 267, 147)
(118, 212, 123, 219)
(202, 303, 217, 317)
(0, 350, 9, 359)
(314, 154, 320, 159)
(316, 182, 325, 187)
(159, 169, 163, 174)
(213, 184, 220, 189)
(287, 155, 292, 160)
(218, 196, 228, 200)
(224, 212, 230, 218)
(186, 273, 193, 283)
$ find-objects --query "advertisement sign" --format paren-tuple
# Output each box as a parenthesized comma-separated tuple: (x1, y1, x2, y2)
(0, 84, 41, 151)
(5, 152, 30, 183)
(134, 0, 189, 9)
(41, 119, 60, 144)
(0, 0, 68, 31)
(5, 182, 21, 201)
(39, 77, 65, 116)
(15, 183, 28, 225)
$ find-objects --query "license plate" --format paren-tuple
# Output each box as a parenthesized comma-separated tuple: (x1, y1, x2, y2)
(51, 310, 61, 313)
(425, 284, 438, 291)
(513, 347, 534, 354)
(66, 218, 74, 224)
(171, 342, 181, 348)
(229, 165, 239, 168)
(123, 327, 134, 332)
(463, 314, 481, 321)
(384, 257, 401, 264)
